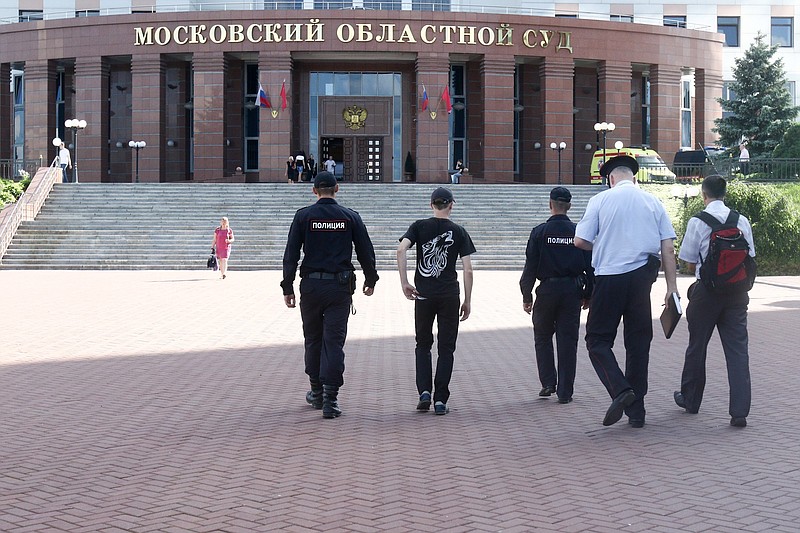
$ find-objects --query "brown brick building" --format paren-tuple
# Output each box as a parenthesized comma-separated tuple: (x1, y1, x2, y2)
(0, 11, 723, 184)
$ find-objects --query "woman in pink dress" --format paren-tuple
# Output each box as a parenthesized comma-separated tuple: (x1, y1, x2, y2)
(211, 217, 235, 279)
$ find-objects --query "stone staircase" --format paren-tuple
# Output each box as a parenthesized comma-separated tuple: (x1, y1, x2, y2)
(0, 183, 605, 270)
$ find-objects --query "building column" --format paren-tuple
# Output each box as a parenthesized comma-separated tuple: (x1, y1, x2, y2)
(415, 53, 450, 183)
(0, 63, 10, 163)
(695, 68, 723, 149)
(259, 51, 292, 183)
(131, 54, 165, 183)
(192, 52, 227, 182)
(650, 65, 682, 161)
(23, 60, 57, 170)
(598, 60, 632, 150)
(74, 57, 110, 183)
(479, 56, 515, 183)
(540, 57, 574, 184)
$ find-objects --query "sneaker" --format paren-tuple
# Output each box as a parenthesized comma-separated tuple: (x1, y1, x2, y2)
(305, 390, 323, 410)
(416, 391, 432, 411)
(434, 401, 449, 415)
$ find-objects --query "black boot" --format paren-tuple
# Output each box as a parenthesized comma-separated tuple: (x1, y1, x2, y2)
(306, 379, 323, 409)
(322, 385, 342, 419)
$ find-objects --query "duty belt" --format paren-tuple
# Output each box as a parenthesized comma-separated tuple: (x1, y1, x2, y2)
(541, 275, 578, 283)
(304, 272, 338, 280)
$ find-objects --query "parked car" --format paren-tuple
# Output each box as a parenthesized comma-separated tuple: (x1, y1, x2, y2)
(672, 146, 728, 181)
(590, 146, 676, 184)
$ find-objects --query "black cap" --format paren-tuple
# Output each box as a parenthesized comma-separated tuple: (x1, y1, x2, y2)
(431, 187, 454, 204)
(599, 155, 639, 178)
(550, 186, 572, 202)
(313, 171, 337, 189)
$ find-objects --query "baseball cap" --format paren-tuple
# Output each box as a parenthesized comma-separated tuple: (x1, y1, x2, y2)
(313, 171, 337, 189)
(599, 155, 639, 178)
(430, 187, 454, 204)
(550, 186, 572, 202)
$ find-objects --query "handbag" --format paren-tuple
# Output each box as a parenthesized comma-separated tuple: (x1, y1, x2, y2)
(207, 249, 218, 270)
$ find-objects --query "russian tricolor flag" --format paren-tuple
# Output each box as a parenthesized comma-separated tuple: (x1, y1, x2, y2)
(420, 84, 429, 112)
(257, 82, 271, 108)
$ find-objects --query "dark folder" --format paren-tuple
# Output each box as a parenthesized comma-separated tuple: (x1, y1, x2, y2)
(660, 292, 683, 339)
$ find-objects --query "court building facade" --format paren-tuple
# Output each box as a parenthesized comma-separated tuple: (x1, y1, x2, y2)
(0, 5, 725, 184)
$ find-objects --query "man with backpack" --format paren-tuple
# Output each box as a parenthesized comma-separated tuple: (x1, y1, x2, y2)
(674, 175, 756, 428)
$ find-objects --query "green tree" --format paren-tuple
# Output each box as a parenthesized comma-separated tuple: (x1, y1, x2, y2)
(713, 33, 799, 157)
(773, 123, 800, 158)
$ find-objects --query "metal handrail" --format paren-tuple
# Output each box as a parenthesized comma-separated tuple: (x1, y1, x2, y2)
(0, 159, 60, 263)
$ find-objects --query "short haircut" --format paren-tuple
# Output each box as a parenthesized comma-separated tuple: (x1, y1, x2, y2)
(432, 199, 451, 210)
(611, 166, 635, 179)
(702, 175, 727, 199)
(550, 199, 570, 213)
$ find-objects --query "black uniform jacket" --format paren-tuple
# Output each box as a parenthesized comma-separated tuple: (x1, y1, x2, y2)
(519, 214, 594, 304)
(281, 198, 379, 295)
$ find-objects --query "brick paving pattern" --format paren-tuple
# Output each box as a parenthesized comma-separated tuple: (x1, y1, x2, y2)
(2, 270, 799, 532)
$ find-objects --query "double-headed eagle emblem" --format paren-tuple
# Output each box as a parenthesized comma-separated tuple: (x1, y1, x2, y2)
(343, 105, 368, 130)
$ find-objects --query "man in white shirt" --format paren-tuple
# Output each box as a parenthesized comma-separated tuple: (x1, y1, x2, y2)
(324, 156, 336, 175)
(58, 142, 72, 183)
(674, 175, 755, 428)
(739, 144, 750, 175)
(574, 155, 678, 428)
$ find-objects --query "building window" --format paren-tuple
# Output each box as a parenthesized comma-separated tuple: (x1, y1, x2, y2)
(311, 1, 350, 8)
(721, 81, 737, 119)
(513, 66, 520, 178)
(555, 14, 578, 18)
(12, 70, 25, 174)
(365, 0, 401, 8)
(787, 81, 797, 107)
(244, 64, 260, 173)
(412, 0, 450, 11)
(56, 71, 65, 142)
(610, 14, 634, 23)
(717, 17, 740, 47)
(771, 17, 793, 47)
(18, 10, 43, 22)
(449, 64, 466, 172)
(664, 16, 687, 28)
(642, 76, 650, 146)
(681, 79, 692, 148)
(76, 10, 100, 17)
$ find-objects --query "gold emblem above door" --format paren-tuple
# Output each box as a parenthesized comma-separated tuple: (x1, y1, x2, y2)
(342, 105, 368, 131)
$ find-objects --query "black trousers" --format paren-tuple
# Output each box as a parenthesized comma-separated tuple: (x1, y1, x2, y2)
(679, 281, 750, 418)
(299, 278, 352, 388)
(585, 263, 656, 419)
(415, 295, 460, 404)
(532, 278, 581, 400)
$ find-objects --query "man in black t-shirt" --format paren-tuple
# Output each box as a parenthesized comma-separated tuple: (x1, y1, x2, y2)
(397, 187, 476, 415)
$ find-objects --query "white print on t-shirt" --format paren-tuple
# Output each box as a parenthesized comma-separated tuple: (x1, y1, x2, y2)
(419, 230, 454, 278)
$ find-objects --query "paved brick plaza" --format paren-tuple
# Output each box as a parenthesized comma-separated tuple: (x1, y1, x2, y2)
(2, 270, 799, 532)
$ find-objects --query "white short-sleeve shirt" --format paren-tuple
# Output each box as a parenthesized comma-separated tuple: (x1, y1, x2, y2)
(575, 180, 676, 276)
(678, 200, 756, 278)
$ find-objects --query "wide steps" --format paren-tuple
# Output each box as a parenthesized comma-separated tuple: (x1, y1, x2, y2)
(1, 183, 604, 270)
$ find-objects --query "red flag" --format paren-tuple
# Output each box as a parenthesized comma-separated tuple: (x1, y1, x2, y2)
(420, 84, 429, 112)
(280, 80, 287, 110)
(442, 85, 452, 114)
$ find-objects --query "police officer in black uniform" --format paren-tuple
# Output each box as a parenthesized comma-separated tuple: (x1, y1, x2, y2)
(520, 187, 594, 404)
(281, 171, 379, 419)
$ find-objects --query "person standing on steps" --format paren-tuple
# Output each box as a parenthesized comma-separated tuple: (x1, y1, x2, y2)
(58, 142, 72, 183)
(281, 171, 379, 419)
(397, 187, 475, 416)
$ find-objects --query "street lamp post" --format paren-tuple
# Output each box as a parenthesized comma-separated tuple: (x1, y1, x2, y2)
(64, 119, 87, 183)
(129, 141, 146, 183)
(550, 141, 567, 185)
(593, 121, 616, 185)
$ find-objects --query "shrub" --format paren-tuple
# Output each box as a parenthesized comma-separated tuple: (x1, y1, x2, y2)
(675, 182, 800, 275)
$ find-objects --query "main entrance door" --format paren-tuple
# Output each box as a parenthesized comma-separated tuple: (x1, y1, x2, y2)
(318, 96, 392, 182)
